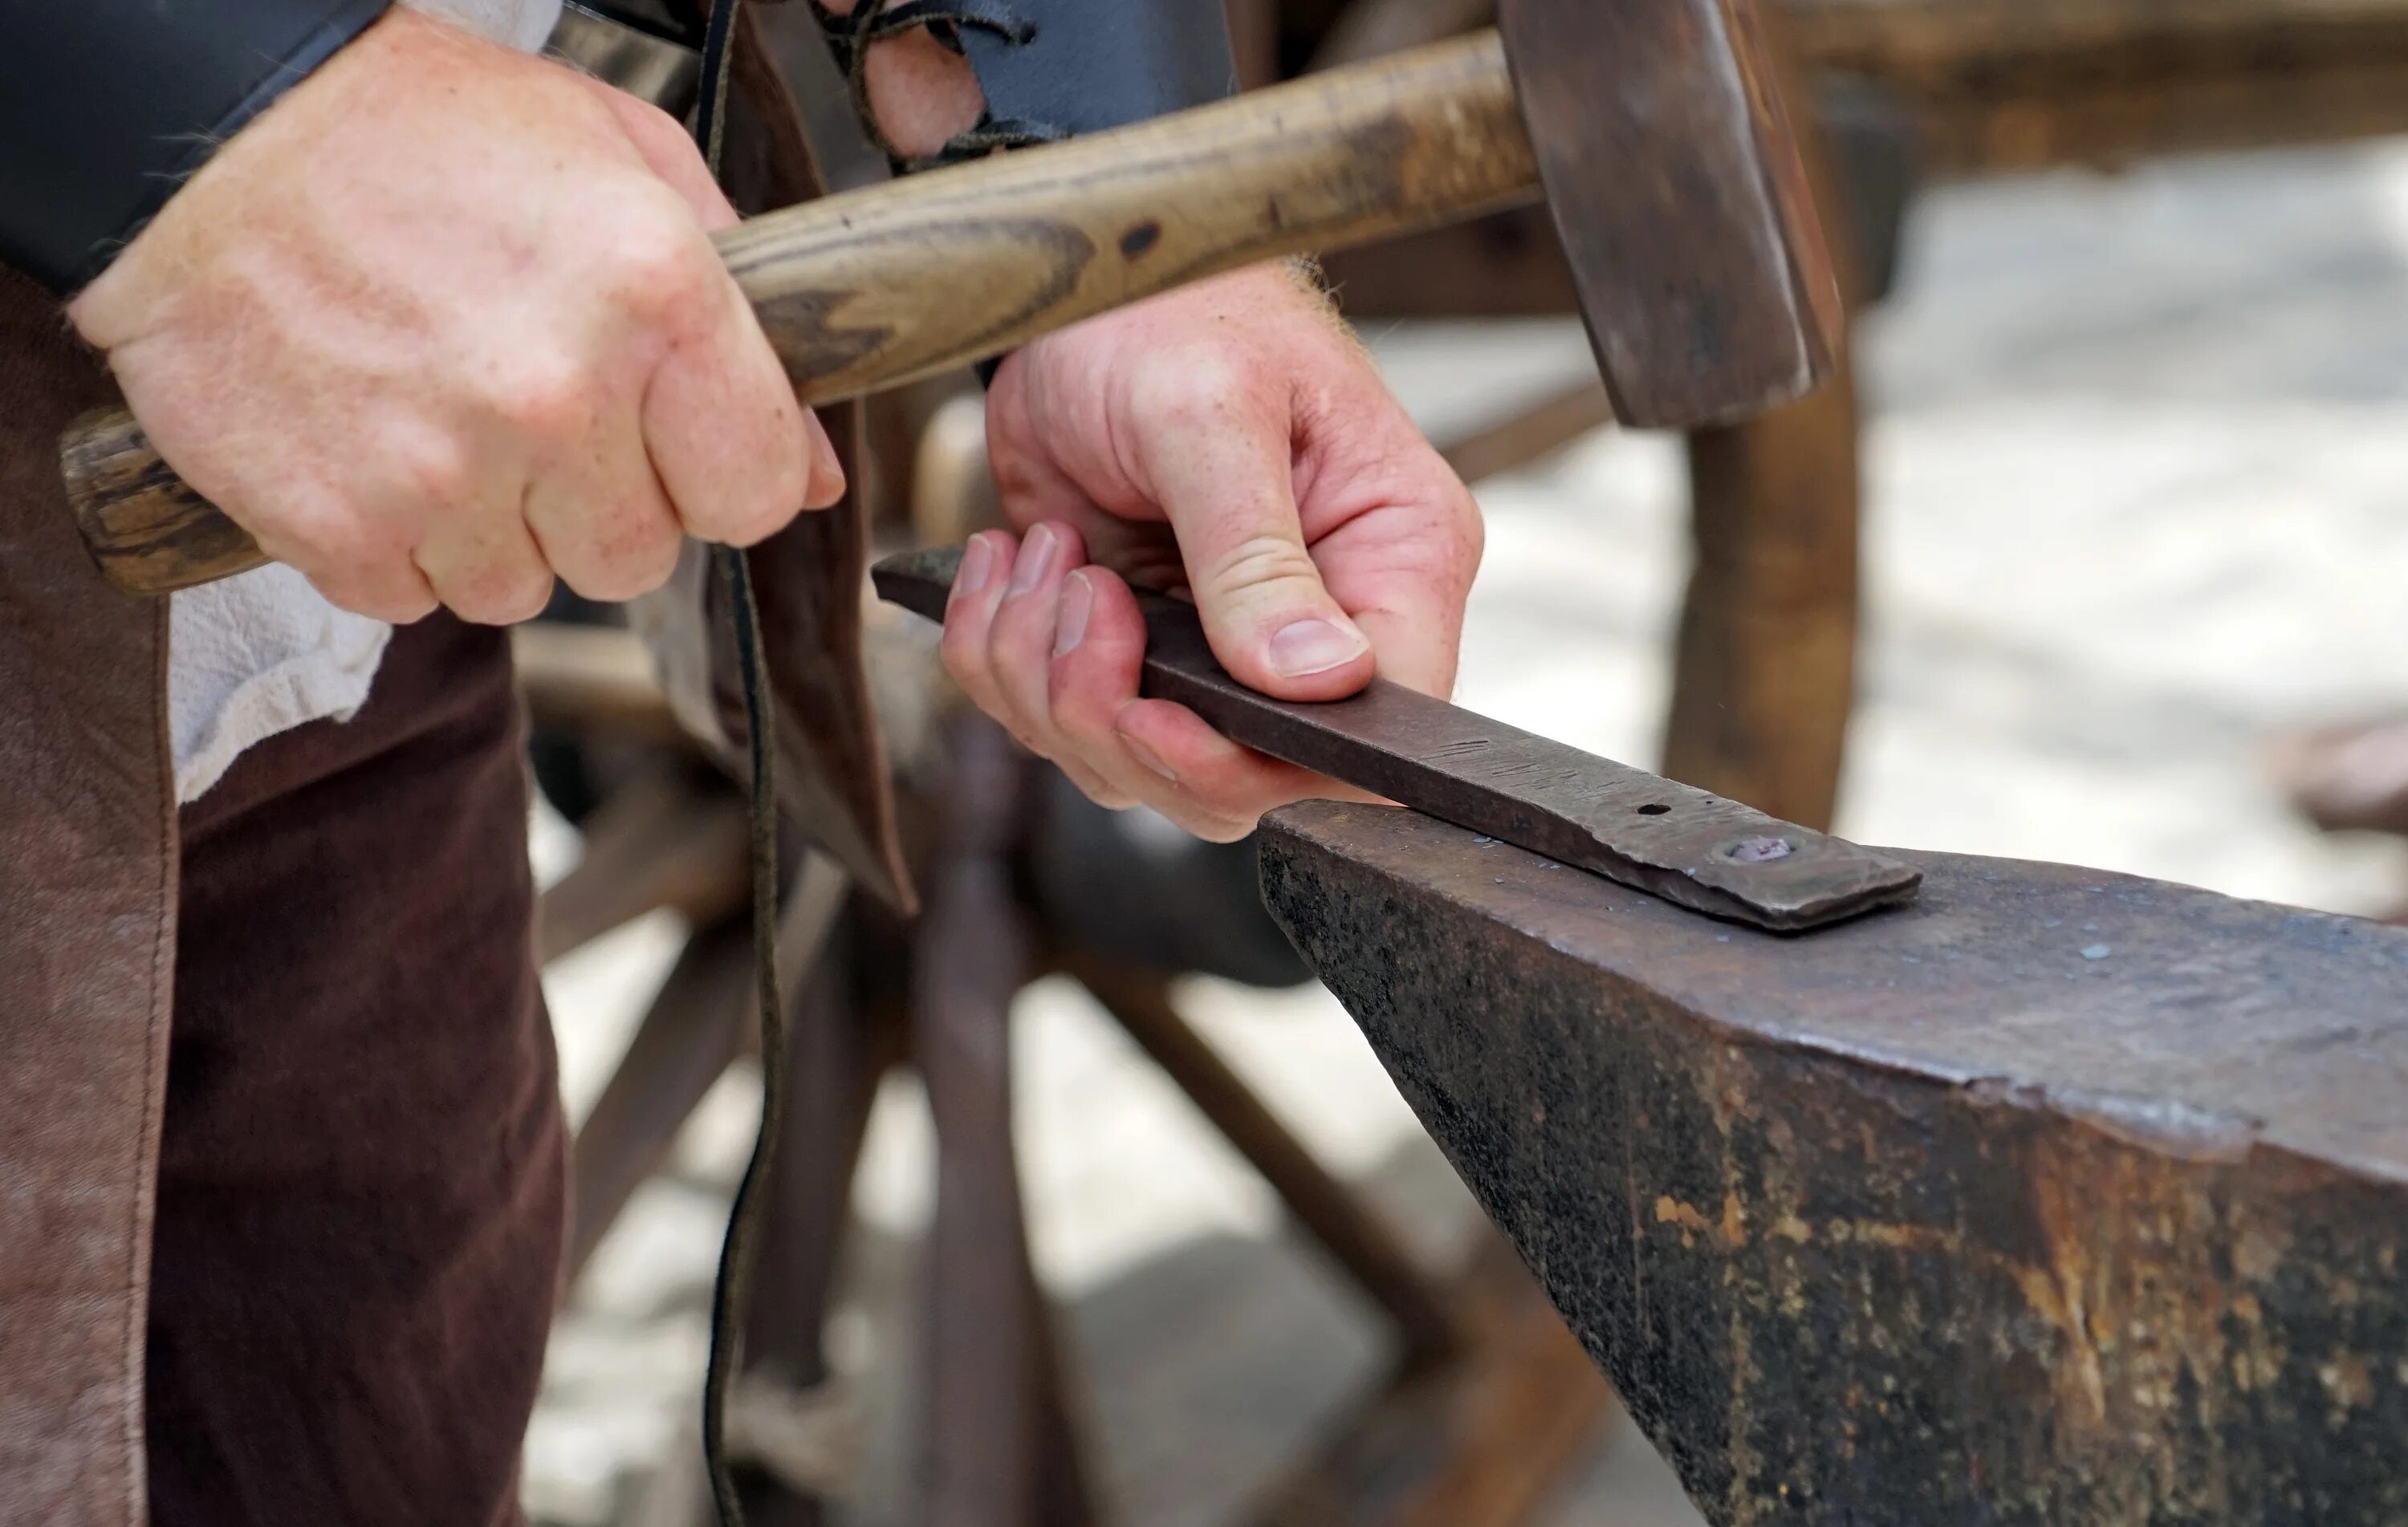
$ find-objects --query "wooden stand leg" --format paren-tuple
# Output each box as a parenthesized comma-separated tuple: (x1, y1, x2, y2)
(1257, 1233, 1616, 1527)
(1068, 956, 1463, 1369)
(1065, 957, 1616, 1527)
(1663, 362, 1861, 831)
(913, 721, 1098, 1527)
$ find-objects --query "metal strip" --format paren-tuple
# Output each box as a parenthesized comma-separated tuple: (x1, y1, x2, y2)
(873, 546, 1919, 932)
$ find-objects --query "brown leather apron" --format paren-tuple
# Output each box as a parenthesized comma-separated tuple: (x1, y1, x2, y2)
(0, 8, 888, 1521)
(0, 261, 178, 1527)
(0, 261, 567, 1527)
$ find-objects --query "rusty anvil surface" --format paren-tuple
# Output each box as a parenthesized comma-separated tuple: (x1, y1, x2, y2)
(1257, 802, 2408, 1526)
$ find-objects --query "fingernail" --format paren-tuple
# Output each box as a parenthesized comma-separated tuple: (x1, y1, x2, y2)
(1054, 571, 1093, 656)
(955, 535, 995, 599)
(1118, 729, 1179, 782)
(803, 412, 844, 504)
(1267, 617, 1369, 679)
(1007, 526, 1057, 595)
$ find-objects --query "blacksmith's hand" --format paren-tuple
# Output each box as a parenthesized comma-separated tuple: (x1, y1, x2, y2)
(941, 263, 1484, 841)
(66, 7, 843, 624)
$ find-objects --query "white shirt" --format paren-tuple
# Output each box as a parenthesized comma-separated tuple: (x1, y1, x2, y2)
(169, 0, 567, 801)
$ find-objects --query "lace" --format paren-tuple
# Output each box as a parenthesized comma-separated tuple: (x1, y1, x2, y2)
(689, 8, 790, 1527)
(806, 0, 1064, 170)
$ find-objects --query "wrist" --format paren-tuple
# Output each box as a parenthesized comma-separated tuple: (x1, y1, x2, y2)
(2, 0, 393, 294)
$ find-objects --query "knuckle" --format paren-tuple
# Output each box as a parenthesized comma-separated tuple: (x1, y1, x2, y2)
(607, 202, 718, 328)
(302, 558, 432, 623)
(686, 481, 799, 550)
(620, 96, 691, 156)
(1411, 488, 1487, 594)
(449, 563, 555, 626)
(705, 412, 810, 546)
(270, 497, 408, 580)
(567, 512, 682, 603)
(482, 348, 594, 445)
(939, 619, 988, 689)
(1167, 802, 1255, 844)
(1066, 769, 1136, 812)
(1200, 530, 1320, 599)
(1126, 343, 1260, 428)
(1450, 518, 1485, 591)
(385, 429, 478, 511)
(1430, 465, 1486, 563)
(323, 582, 434, 625)
(1452, 489, 1486, 560)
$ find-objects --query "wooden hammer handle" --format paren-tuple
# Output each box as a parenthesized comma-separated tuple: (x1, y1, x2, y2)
(64, 33, 1536, 596)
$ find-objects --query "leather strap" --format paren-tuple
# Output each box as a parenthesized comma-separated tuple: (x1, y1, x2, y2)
(687, 7, 791, 1527)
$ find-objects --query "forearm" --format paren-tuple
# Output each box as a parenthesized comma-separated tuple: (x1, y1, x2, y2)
(0, 0, 393, 292)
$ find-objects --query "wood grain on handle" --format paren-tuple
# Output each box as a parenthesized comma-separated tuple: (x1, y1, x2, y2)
(65, 33, 1536, 597)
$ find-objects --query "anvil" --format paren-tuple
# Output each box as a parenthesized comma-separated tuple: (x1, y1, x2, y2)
(1259, 802, 2408, 1525)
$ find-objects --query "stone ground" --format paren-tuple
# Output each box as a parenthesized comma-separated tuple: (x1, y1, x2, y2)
(524, 139, 2408, 1525)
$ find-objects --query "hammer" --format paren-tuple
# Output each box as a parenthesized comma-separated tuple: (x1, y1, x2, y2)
(63, 0, 1842, 597)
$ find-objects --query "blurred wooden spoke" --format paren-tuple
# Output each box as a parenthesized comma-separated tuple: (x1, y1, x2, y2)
(538, 765, 751, 961)
(1787, 0, 2408, 172)
(1068, 955, 1616, 1527)
(2273, 716, 2408, 836)
(567, 920, 754, 1283)
(1256, 1235, 1619, 1527)
(1434, 379, 1614, 487)
(512, 622, 686, 746)
(913, 719, 1099, 1527)
(908, 390, 1003, 549)
(1067, 954, 1465, 1367)
(564, 855, 855, 1284)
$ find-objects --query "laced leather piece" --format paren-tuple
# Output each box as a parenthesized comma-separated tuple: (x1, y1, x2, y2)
(805, 0, 1065, 169)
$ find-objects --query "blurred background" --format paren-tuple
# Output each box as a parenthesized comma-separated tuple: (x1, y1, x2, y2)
(520, 2, 2408, 1522)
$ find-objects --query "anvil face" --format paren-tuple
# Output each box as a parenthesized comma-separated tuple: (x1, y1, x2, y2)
(1260, 802, 2408, 1525)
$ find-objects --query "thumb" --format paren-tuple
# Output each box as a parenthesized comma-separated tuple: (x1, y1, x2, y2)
(1140, 398, 1375, 702)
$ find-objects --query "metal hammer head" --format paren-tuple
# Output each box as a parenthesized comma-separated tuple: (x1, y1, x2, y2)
(1502, 0, 1844, 428)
